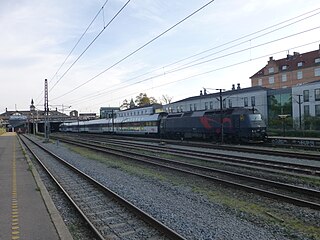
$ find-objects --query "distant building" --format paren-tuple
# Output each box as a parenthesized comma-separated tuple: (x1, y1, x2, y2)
(79, 113, 97, 120)
(164, 84, 269, 122)
(0, 99, 69, 132)
(100, 107, 120, 119)
(116, 104, 163, 118)
(251, 46, 320, 89)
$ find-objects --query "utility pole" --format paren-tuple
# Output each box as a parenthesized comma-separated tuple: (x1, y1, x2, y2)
(44, 79, 50, 142)
(216, 89, 224, 143)
(297, 94, 302, 130)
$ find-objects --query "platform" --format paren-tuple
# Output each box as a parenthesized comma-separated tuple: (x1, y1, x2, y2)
(0, 132, 71, 240)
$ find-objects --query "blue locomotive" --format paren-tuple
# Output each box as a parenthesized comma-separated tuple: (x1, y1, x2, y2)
(59, 107, 267, 143)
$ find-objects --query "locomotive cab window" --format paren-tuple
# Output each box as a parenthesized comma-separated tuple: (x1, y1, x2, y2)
(249, 114, 262, 121)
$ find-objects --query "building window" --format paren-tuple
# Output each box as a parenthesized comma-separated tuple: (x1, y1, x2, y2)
(304, 105, 310, 116)
(268, 67, 274, 74)
(180, 105, 183, 112)
(297, 62, 303, 67)
(303, 90, 309, 102)
(210, 101, 213, 109)
(251, 96, 256, 107)
(223, 99, 226, 108)
(315, 58, 320, 64)
(297, 71, 303, 80)
(269, 76, 274, 84)
(315, 89, 320, 101)
(244, 97, 248, 107)
(194, 104, 197, 111)
(258, 79, 262, 86)
(228, 99, 232, 108)
(190, 104, 193, 111)
(316, 105, 320, 116)
(315, 68, 320, 77)
(281, 65, 287, 70)
(281, 74, 287, 82)
(205, 102, 208, 110)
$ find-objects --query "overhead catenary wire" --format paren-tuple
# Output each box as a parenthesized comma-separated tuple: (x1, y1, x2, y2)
(49, 0, 132, 93)
(65, 26, 320, 106)
(35, 0, 110, 105)
(51, 0, 216, 101)
(63, 7, 320, 106)
(80, 40, 320, 110)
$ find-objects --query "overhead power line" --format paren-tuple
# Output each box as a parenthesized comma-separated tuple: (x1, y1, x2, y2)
(49, 0, 132, 93)
(65, 26, 320, 106)
(51, 0, 216, 101)
(82, 40, 320, 110)
(62, 7, 320, 106)
(35, 0, 110, 105)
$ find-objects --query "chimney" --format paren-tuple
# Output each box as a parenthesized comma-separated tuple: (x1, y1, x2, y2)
(269, 56, 273, 61)
(232, 84, 235, 90)
(200, 90, 203, 96)
(204, 88, 207, 95)
(237, 83, 241, 90)
(293, 52, 300, 56)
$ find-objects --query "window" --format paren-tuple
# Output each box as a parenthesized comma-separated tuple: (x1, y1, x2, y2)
(304, 105, 310, 116)
(258, 79, 262, 86)
(189, 104, 193, 111)
(316, 105, 320, 116)
(281, 65, 287, 70)
(180, 105, 183, 112)
(315, 68, 320, 77)
(223, 99, 226, 108)
(303, 90, 309, 102)
(205, 102, 208, 110)
(251, 96, 256, 107)
(194, 104, 197, 111)
(297, 62, 303, 67)
(269, 76, 274, 84)
(244, 97, 248, 107)
(315, 89, 320, 101)
(268, 67, 274, 74)
(228, 99, 232, 108)
(210, 101, 213, 109)
(315, 58, 320, 64)
(297, 71, 303, 80)
(281, 74, 287, 82)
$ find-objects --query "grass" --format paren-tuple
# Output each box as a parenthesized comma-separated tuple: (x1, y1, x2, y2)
(67, 144, 320, 239)
(0, 128, 6, 135)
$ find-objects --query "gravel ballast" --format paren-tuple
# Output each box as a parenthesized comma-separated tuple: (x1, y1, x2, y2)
(28, 135, 319, 239)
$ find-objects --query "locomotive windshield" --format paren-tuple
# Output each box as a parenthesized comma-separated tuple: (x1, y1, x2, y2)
(248, 114, 262, 121)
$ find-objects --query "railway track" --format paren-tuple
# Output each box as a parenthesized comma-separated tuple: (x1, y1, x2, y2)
(52, 135, 320, 211)
(20, 135, 185, 240)
(53, 133, 320, 177)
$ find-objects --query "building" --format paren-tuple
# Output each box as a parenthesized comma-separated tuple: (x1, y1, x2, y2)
(291, 80, 320, 129)
(0, 99, 69, 132)
(116, 104, 163, 118)
(164, 84, 269, 122)
(100, 107, 120, 119)
(251, 46, 320, 89)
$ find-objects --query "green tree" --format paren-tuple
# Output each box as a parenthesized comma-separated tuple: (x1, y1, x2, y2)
(120, 99, 130, 110)
(135, 93, 157, 107)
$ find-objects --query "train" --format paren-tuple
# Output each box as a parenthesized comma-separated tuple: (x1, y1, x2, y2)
(59, 107, 267, 143)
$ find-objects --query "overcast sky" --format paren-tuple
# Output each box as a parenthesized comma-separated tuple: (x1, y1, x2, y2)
(1, 0, 320, 114)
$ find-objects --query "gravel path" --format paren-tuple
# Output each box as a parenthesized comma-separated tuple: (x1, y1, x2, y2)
(30, 135, 306, 240)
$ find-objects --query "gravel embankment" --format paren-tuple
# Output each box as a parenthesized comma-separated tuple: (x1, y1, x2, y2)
(28, 135, 318, 240)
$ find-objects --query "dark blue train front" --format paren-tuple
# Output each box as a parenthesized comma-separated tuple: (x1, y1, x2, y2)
(159, 107, 267, 143)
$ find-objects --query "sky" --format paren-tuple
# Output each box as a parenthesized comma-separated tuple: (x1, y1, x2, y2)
(1, 0, 320, 114)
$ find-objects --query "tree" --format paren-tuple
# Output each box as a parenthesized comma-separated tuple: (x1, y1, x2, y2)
(120, 99, 130, 110)
(135, 93, 157, 107)
(160, 94, 173, 104)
